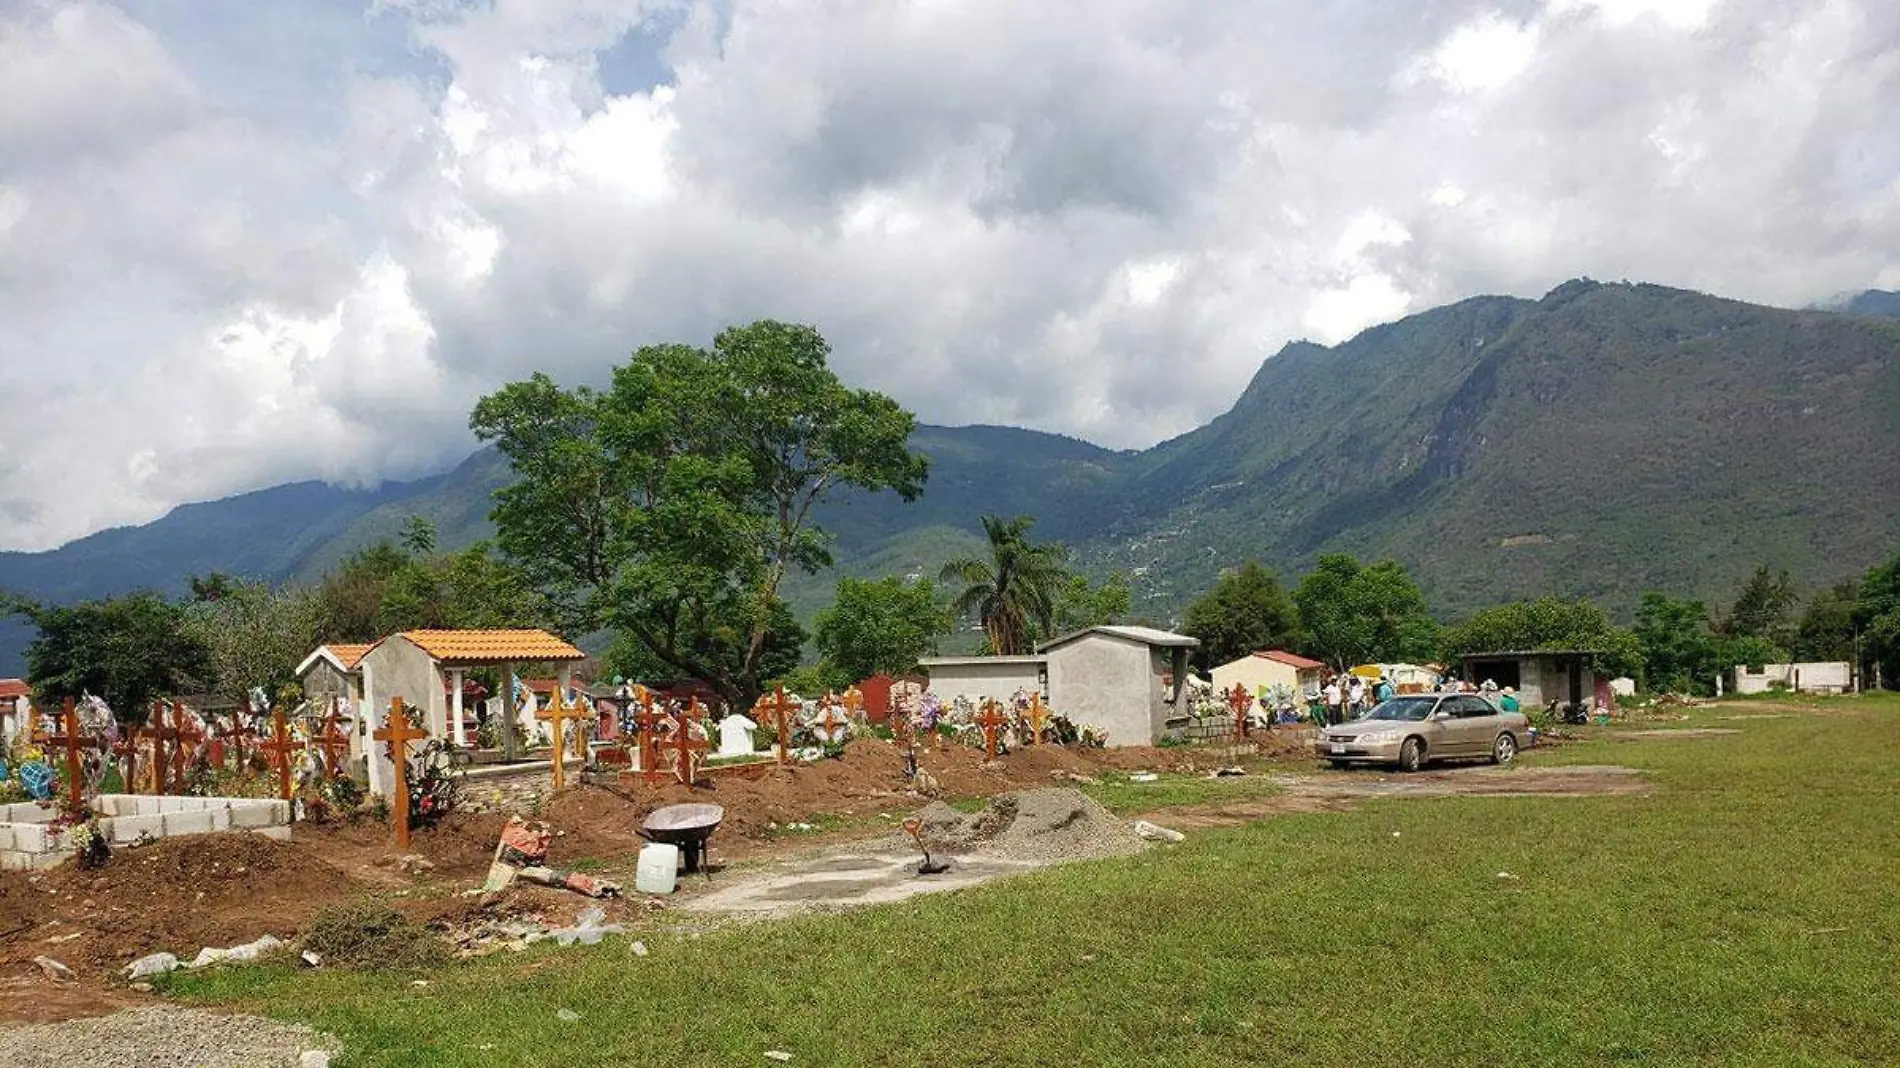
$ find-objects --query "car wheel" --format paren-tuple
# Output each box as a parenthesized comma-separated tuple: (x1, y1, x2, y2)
(1398, 737, 1424, 773)
(1492, 732, 1517, 765)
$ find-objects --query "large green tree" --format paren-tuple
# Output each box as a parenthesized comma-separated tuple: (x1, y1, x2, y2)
(1793, 581, 1860, 663)
(1859, 551, 1900, 689)
(6, 592, 207, 723)
(1291, 554, 1438, 670)
(939, 515, 1073, 655)
(1181, 561, 1300, 672)
(1718, 565, 1798, 648)
(813, 576, 950, 682)
(471, 321, 926, 708)
(183, 580, 325, 706)
(1632, 592, 1717, 694)
(1441, 596, 1641, 679)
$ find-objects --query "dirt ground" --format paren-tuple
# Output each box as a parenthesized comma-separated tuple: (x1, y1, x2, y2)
(0, 729, 1599, 1024)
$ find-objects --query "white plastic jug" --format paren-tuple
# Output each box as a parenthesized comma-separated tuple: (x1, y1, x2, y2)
(635, 842, 680, 894)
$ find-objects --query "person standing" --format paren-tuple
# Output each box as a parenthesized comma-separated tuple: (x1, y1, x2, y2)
(1375, 675, 1395, 705)
(1347, 674, 1366, 717)
(1323, 676, 1343, 726)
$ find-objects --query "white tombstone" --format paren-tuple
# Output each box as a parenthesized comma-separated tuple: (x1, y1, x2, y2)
(716, 714, 759, 759)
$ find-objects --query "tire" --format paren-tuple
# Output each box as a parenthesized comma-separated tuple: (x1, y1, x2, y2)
(1397, 737, 1425, 773)
(1492, 732, 1517, 765)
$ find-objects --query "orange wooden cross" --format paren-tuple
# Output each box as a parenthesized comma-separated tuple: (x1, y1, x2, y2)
(842, 686, 864, 721)
(171, 705, 205, 794)
(632, 687, 667, 786)
(534, 686, 579, 792)
(144, 701, 177, 795)
(812, 699, 849, 744)
(258, 704, 304, 805)
(316, 699, 352, 780)
(761, 685, 800, 765)
(1226, 683, 1252, 738)
(110, 729, 140, 797)
(217, 698, 257, 770)
(46, 698, 102, 813)
(372, 696, 430, 849)
(662, 698, 708, 785)
(1026, 693, 1048, 745)
(976, 699, 1008, 762)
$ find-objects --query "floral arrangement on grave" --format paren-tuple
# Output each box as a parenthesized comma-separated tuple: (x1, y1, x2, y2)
(67, 818, 110, 870)
(1187, 686, 1228, 723)
(914, 691, 945, 738)
(407, 739, 462, 830)
(73, 694, 118, 799)
(8, 740, 55, 802)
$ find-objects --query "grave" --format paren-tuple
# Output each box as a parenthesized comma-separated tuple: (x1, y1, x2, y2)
(0, 796, 292, 871)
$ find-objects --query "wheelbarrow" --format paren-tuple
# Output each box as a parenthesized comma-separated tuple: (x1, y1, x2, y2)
(640, 803, 725, 876)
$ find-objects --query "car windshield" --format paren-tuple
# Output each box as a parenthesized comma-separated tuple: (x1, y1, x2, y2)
(1363, 697, 1435, 722)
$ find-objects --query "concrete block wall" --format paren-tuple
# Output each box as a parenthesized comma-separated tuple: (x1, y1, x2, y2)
(0, 794, 293, 871)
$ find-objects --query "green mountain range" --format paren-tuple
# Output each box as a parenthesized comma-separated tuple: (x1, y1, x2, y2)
(4, 279, 1897, 674)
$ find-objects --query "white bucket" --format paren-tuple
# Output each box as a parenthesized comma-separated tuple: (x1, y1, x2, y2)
(635, 842, 680, 894)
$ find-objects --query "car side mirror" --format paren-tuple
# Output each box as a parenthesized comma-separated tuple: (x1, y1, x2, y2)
(1431, 711, 1452, 722)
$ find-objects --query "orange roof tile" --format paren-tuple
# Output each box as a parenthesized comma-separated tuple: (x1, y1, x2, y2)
(328, 644, 374, 669)
(399, 629, 585, 665)
(0, 678, 29, 700)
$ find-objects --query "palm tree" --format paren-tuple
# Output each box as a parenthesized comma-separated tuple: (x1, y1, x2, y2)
(939, 515, 1072, 655)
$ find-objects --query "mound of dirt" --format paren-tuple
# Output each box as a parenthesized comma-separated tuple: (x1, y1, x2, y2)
(906, 788, 1147, 863)
(0, 833, 361, 978)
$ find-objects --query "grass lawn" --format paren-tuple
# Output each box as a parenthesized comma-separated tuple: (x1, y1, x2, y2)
(169, 696, 1900, 1067)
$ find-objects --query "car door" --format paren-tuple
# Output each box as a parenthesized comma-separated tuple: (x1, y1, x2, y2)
(1451, 695, 1499, 756)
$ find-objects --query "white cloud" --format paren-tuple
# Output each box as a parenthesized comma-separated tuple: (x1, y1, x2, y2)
(0, 0, 1897, 550)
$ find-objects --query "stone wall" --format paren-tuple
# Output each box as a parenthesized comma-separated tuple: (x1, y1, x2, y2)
(454, 762, 556, 815)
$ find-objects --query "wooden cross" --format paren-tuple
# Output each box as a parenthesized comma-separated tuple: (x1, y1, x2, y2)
(842, 686, 864, 722)
(372, 696, 430, 849)
(976, 699, 1008, 762)
(1226, 683, 1253, 738)
(316, 699, 352, 780)
(171, 705, 205, 794)
(534, 686, 579, 792)
(1026, 693, 1048, 745)
(258, 704, 304, 805)
(889, 695, 918, 778)
(216, 700, 257, 772)
(812, 700, 849, 744)
(46, 698, 102, 813)
(761, 685, 800, 765)
(144, 701, 177, 795)
(110, 730, 140, 797)
(633, 687, 667, 787)
(662, 698, 708, 785)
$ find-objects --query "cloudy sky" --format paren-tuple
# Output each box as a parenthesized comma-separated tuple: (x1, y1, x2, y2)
(1, 0, 1896, 551)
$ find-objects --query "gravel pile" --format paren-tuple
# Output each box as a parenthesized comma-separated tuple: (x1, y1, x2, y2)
(0, 1006, 338, 1068)
(905, 788, 1147, 863)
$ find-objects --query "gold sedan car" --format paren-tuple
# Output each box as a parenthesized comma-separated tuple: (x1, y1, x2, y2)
(1316, 693, 1528, 772)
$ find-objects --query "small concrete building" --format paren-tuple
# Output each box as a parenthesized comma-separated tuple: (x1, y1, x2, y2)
(295, 643, 371, 709)
(924, 626, 1198, 747)
(356, 629, 586, 794)
(1733, 661, 1853, 695)
(1460, 650, 1609, 711)
(1043, 626, 1198, 747)
(0, 679, 29, 745)
(1210, 650, 1326, 699)
(915, 655, 1045, 708)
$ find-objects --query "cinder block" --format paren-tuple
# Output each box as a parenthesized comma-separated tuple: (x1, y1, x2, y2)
(0, 825, 14, 851)
(229, 804, 276, 829)
(251, 825, 292, 841)
(162, 810, 216, 836)
(267, 799, 291, 824)
(12, 823, 63, 854)
(206, 807, 232, 832)
(107, 814, 165, 844)
(0, 849, 32, 871)
(2, 805, 54, 824)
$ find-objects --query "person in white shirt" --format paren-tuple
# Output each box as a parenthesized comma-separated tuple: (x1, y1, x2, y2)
(1322, 677, 1343, 725)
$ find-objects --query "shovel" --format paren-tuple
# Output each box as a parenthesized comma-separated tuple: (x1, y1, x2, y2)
(903, 817, 951, 875)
